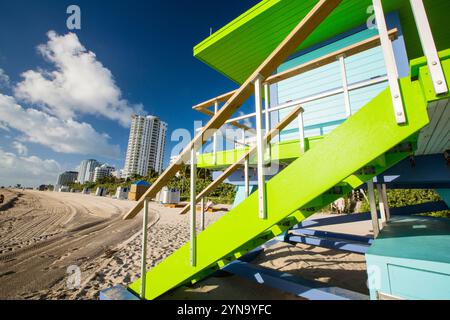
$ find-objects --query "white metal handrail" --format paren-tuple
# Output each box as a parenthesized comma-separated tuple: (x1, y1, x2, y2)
(372, 0, 406, 124)
(409, 0, 448, 95)
(225, 75, 388, 125)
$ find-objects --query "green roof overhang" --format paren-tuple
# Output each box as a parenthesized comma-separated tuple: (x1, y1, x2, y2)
(194, 0, 450, 84)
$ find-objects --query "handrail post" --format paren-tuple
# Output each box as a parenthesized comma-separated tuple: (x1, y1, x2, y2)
(264, 83, 272, 162)
(381, 183, 391, 222)
(213, 100, 219, 165)
(244, 156, 250, 198)
(338, 54, 352, 118)
(376, 184, 387, 227)
(140, 198, 149, 299)
(264, 84, 271, 132)
(297, 107, 306, 155)
(409, 0, 448, 95)
(367, 180, 380, 238)
(200, 197, 205, 231)
(254, 74, 267, 219)
(190, 147, 197, 266)
(372, 0, 406, 124)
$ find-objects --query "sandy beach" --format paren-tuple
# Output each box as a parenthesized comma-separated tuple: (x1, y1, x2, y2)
(0, 189, 371, 300)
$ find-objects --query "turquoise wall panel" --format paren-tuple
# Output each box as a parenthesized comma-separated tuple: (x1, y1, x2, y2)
(388, 264, 450, 300)
(345, 46, 387, 85)
(275, 26, 393, 142)
(349, 82, 389, 114)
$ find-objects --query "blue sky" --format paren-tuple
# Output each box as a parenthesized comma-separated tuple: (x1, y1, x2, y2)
(0, 0, 259, 186)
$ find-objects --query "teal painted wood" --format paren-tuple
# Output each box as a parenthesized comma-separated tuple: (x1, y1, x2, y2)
(277, 26, 389, 142)
(366, 216, 450, 300)
(349, 82, 388, 114)
(278, 28, 380, 72)
(232, 185, 258, 208)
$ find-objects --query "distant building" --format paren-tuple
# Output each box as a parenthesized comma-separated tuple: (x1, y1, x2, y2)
(112, 169, 125, 179)
(56, 171, 78, 186)
(77, 159, 101, 184)
(93, 164, 116, 182)
(124, 115, 167, 178)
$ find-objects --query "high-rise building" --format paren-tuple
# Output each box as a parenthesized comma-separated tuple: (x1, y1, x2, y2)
(56, 171, 78, 187)
(124, 115, 167, 177)
(77, 159, 100, 184)
(93, 164, 116, 182)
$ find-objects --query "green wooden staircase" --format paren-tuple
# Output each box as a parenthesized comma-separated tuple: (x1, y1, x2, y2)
(128, 71, 434, 300)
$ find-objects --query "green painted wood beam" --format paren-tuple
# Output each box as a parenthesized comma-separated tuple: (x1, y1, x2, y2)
(194, 0, 450, 84)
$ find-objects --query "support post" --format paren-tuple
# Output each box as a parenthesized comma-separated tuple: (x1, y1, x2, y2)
(190, 147, 197, 266)
(409, 0, 448, 95)
(376, 184, 387, 227)
(372, 0, 406, 124)
(254, 75, 267, 219)
(140, 198, 149, 299)
(297, 107, 306, 155)
(213, 101, 219, 165)
(200, 198, 205, 231)
(367, 181, 380, 238)
(264, 84, 271, 161)
(244, 157, 250, 198)
(264, 84, 271, 132)
(381, 183, 391, 221)
(338, 55, 352, 118)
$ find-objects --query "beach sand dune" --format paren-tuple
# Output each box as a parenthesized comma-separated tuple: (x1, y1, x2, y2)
(0, 189, 143, 299)
(0, 189, 370, 300)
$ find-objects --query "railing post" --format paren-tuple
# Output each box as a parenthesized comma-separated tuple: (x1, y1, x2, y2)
(409, 0, 448, 95)
(381, 183, 391, 221)
(213, 100, 219, 165)
(372, 0, 406, 124)
(376, 184, 387, 227)
(367, 180, 380, 238)
(254, 74, 267, 219)
(140, 198, 149, 299)
(200, 197, 205, 231)
(190, 147, 197, 266)
(297, 107, 306, 155)
(244, 156, 250, 198)
(264, 84, 271, 132)
(264, 83, 272, 162)
(338, 55, 352, 118)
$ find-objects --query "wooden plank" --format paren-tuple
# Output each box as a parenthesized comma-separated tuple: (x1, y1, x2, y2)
(193, 90, 236, 110)
(192, 29, 397, 111)
(178, 106, 303, 215)
(265, 29, 398, 85)
(423, 99, 447, 154)
(416, 100, 438, 155)
(123, 0, 343, 220)
(427, 99, 450, 154)
(197, 107, 254, 132)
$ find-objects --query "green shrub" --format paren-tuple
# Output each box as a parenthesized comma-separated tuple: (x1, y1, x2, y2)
(359, 189, 449, 218)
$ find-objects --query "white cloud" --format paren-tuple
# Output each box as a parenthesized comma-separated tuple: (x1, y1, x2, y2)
(237, 111, 253, 129)
(0, 68, 10, 88)
(0, 94, 120, 158)
(12, 141, 28, 156)
(0, 148, 61, 187)
(14, 31, 143, 127)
